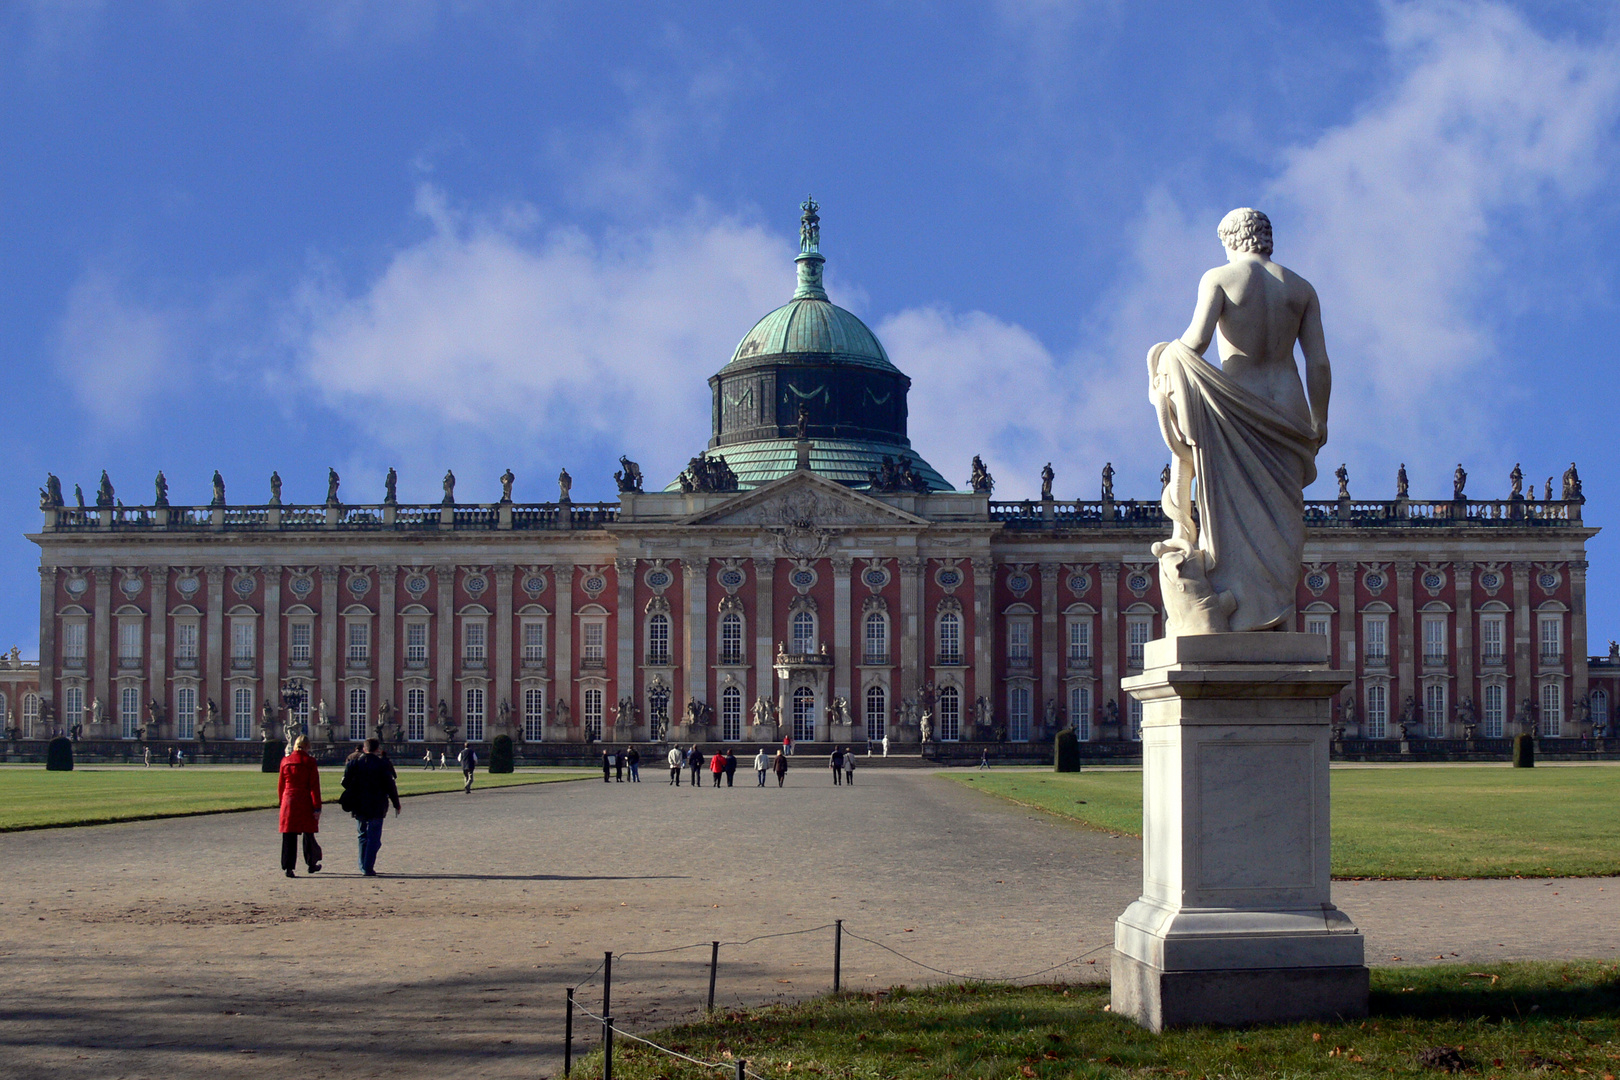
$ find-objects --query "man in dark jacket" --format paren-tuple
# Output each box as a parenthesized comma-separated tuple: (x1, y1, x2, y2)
(688, 746, 704, 787)
(342, 738, 401, 876)
(723, 749, 737, 787)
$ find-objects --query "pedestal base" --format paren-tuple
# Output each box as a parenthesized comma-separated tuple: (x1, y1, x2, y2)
(1111, 951, 1369, 1031)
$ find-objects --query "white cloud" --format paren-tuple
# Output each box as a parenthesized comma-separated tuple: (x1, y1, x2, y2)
(293, 186, 792, 494)
(55, 270, 181, 428)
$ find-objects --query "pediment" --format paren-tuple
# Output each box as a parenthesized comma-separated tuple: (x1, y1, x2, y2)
(682, 472, 928, 529)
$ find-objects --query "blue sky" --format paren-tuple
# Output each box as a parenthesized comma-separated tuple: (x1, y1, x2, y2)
(2, 0, 1618, 656)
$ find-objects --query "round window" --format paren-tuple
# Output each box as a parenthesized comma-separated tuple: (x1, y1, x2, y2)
(1480, 572, 1501, 590)
(347, 576, 371, 597)
(863, 569, 888, 588)
(649, 570, 674, 589)
(232, 576, 255, 598)
(522, 575, 545, 597)
(1007, 574, 1030, 593)
(717, 569, 743, 588)
(405, 575, 430, 595)
(1538, 572, 1559, 590)
(1305, 572, 1328, 592)
(175, 575, 199, 597)
(1067, 573, 1091, 595)
(65, 576, 88, 597)
(1422, 572, 1444, 590)
(120, 576, 144, 598)
(583, 575, 606, 594)
(290, 576, 314, 598)
(937, 569, 962, 588)
(790, 569, 816, 588)
(1365, 573, 1384, 591)
(1127, 573, 1151, 593)
(464, 575, 488, 596)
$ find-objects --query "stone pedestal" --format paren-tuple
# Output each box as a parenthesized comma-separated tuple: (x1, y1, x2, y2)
(1113, 632, 1365, 1030)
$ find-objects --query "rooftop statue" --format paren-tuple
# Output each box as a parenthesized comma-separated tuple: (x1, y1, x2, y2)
(678, 453, 738, 494)
(800, 195, 820, 253)
(1335, 464, 1349, 500)
(1396, 463, 1408, 499)
(1509, 463, 1523, 500)
(1148, 208, 1330, 634)
(210, 470, 225, 507)
(1563, 462, 1583, 502)
(1453, 463, 1467, 500)
(74, 483, 85, 508)
(442, 469, 456, 506)
(558, 468, 572, 501)
(500, 468, 515, 503)
(96, 471, 115, 508)
(154, 471, 169, 508)
(269, 471, 282, 504)
(384, 467, 397, 504)
(39, 473, 63, 510)
(1040, 463, 1054, 500)
(326, 467, 341, 507)
(1101, 462, 1115, 501)
(614, 456, 644, 493)
(969, 455, 994, 495)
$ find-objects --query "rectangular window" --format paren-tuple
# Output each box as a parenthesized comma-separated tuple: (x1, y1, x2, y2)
(582, 622, 605, 663)
(521, 621, 545, 664)
(1364, 617, 1389, 664)
(288, 621, 311, 666)
(464, 687, 485, 742)
(719, 615, 744, 665)
(1068, 619, 1092, 665)
(120, 685, 140, 739)
(1129, 695, 1143, 741)
(175, 686, 196, 739)
(1007, 621, 1031, 662)
(523, 687, 546, 742)
(347, 686, 369, 742)
(1365, 684, 1388, 739)
(648, 616, 671, 665)
(347, 621, 370, 666)
(938, 614, 961, 665)
(22, 693, 39, 738)
(864, 615, 888, 665)
(231, 622, 255, 668)
(62, 622, 86, 665)
(1482, 683, 1505, 738)
(937, 687, 960, 742)
(405, 622, 428, 665)
(1480, 616, 1505, 664)
(1127, 618, 1152, 669)
(117, 622, 142, 668)
(1541, 681, 1564, 737)
(463, 622, 486, 666)
(721, 688, 742, 741)
(1306, 614, 1331, 638)
(406, 687, 426, 742)
(1008, 686, 1031, 742)
(1424, 683, 1447, 738)
(1539, 616, 1562, 662)
(582, 687, 603, 740)
(233, 687, 254, 741)
(865, 685, 886, 742)
(1422, 616, 1446, 666)
(1070, 684, 1092, 741)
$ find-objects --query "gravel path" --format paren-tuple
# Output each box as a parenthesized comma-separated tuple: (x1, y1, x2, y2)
(0, 766, 1613, 1079)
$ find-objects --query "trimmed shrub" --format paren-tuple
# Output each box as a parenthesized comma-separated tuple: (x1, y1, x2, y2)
(261, 739, 286, 773)
(46, 736, 73, 771)
(1054, 729, 1081, 773)
(1512, 733, 1535, 768)
(490, 734, 515, 774)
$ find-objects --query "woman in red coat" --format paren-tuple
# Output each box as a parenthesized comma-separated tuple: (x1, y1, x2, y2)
(277, 735, 323, 877)
(709, 748, 726, 788)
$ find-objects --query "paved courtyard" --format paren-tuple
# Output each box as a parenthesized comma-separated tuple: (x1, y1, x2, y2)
(0, 766, 1616, 1079)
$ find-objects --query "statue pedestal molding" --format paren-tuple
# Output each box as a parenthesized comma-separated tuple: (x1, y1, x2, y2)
(1112, 632, 1364, 1030)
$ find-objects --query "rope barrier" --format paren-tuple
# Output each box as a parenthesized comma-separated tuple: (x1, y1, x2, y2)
(576, 1003, 770, 1080)
(839, 926, 1112, 983)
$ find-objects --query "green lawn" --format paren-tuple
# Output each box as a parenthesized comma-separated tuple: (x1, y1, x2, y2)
(0, 765, 592, 831)
(947, 767, 1620, 879)
(576, 961, 1620, 1080)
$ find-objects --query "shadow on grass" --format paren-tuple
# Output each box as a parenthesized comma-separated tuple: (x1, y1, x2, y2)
(1371, 959, 1620, 1021)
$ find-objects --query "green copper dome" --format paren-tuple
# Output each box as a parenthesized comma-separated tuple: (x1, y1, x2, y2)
(724, 295, 899, 374)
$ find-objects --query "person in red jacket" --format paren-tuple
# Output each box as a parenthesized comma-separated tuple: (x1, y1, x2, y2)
(709, 748, 725, 788)
(277, 735, 323, 878)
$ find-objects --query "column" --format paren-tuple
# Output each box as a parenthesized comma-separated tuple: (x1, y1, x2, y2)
(319, 567, 339, 729)
(435, 565, 454, 727)
(1454, 562, 1474, 715)
(683, 560, 709, 712)
(378, 566, 397, 717)
(495, 565, 514, 728)
(898, 557, 923, 704)
(971, 557, 994, 711)
(148, 568, 169, 724)
(553, 564, 574, 736)
(1099, 562, 1120, 726)
(1040, 563, 1060, 719)
(1571, 560, 1590, 709)
(206, 566, 225, 725)
(1336, 564, 1358, 717)
(753, 556, 775, 720)
(92, 567, 112, 732)
(37, 566, 56, 718)
(832, 554, 852, 708)
(614, 558, 635, 734)
(262, 567, 280, 713)
(1512, 564, 1532, 710)
(1395, 560, 1415, 719)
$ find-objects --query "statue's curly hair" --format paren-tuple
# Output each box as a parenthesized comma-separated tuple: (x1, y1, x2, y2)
(1217, 208, 1273, 256)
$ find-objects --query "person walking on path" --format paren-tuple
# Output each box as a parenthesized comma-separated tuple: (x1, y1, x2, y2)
(667, 744, 684, 785)
(724, 748, 737, 787)
(773, 749, 789, 787)
(277, 735, 323, 878)
(143, 746, 151, 767)
(602, 750, 612, 783)
(458, 745, 478, 793)
(422, 750, 433, 769)
(709, 749, 725, 787)
(688, 746, 705, 787)
(979, 748, 990, 770)
(844, 750, 856, 786)
(614, 749, 626, 782)
(830, 746, 844, 785)
(754, 747, 768, 786)
(627, 745, 641, 782)
(784, 733, 793, 757)
(881, 734, 889, 757)
(340, 738, 400, 877)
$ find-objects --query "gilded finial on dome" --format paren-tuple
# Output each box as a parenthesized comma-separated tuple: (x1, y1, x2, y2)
(799, 195, 820, 254)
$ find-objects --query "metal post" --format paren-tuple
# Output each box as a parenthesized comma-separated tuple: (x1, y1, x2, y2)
(708, 941, 719, 1013)
(736, 1060, 746, 1080)
(603, 1014, 614, 1080)
(833, 919, 843, 993)
(602, 950, 612, 1018)
(564, 987, 574, 1078)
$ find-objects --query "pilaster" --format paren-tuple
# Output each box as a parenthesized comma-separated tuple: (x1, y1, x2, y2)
(683, 560, 709, 708)
(206, 566, 226, 725)
(615, 557, 636, 732)
(1454, 562, 1474, 714)
(1571, 560, 1590, 707)
(1512, 564, 1531, 708)
(262, 567, 280, 711)
(37, 566, 55, 716)
(494, 565, 514, 727)
(1040, 562, 1060, 718)
(972, 556, 994, 714)
(1336, 565, 1357, 719)
(319, 566, 339, 728)
(553, 563, 575, 730)
(1100, 562, 1120, 724)
(898, 557, 923, 703)
(832, 554, 852, 710)
(435, 564, 454, 729)
(92, 567, 112, 732)
(754, 556, 775, 720)
(148, 568, 169, 715)
(1395, 560, 1416, 714)
(379, 566, 397, 720)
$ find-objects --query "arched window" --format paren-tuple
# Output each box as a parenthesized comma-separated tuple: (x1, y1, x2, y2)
(63, 685, 84, 731)
(346, 686, 368, 742)
(583, 687, 603, 741)
(937, 612, 962, 665)
(1592, 688, 1610, 732)
(938, 686, 961, 741)
(792, 686, 816, 742)
(235, 686, 256, 741)
(464, 687, 486, 741)
(791, 611, 816, 655)
(721, 686, 742, 741)
(406, 687, 427, 741)
(1482, 683, 1505, 738)
(647, 614, 670, 665)
(1007, 685, 1031, 742)
(1541, 681, 1564, 737)
(719, 614, 744, 665)
(523, 687, 546, 742)
(865, 684, 886, 741)
(864, 613, 888, 664)
(1069, 684, 1092, 741)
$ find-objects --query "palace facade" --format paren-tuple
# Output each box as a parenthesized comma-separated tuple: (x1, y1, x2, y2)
(25, 204, 1610, 750)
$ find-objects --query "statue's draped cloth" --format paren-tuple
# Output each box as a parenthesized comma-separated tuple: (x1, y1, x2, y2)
(1149, 339, 1318, 632)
